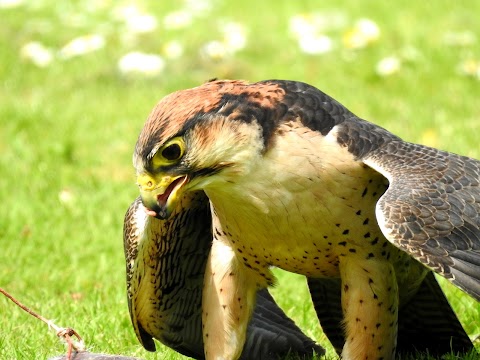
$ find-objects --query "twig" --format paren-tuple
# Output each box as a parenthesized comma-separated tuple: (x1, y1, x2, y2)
(0, 287, 86, 359)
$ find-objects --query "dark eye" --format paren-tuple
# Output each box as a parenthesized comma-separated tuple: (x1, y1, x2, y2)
(162, 143, 182, 161)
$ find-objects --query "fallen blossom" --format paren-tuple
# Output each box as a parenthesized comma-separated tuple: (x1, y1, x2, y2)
(220, 22, 247, 52)
(343, 18, 380, 49)
(0, 0, 23, 8)
(183, 0, 213, 15)
(125, 13, 158, 34)
(58, 189, 75, 205)
(20, 41, 53, 67)
(59, 34, 105, 59)
(118, 52, 165, 76)
(376, 56, 401, 76)
(162, 40, 184, 59)
(457, 59, 480, 79)
(299, 34, 333, 55)
(201, 40, 228, 61)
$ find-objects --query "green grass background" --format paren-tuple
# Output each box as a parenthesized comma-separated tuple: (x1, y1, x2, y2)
(1, 1, 479, 359)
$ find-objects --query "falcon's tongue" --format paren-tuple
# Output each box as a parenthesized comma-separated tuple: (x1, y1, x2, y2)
(156, 176, 187, 208)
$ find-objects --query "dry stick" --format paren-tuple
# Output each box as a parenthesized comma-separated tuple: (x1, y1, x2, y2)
(0, 287, 86, 359)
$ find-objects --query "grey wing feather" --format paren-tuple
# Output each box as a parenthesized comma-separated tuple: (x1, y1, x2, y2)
(123, 194, 323, 359)
(360, 137, 480, 301)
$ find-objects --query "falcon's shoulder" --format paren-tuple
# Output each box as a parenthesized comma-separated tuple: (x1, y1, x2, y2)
(251, 80, 402, 153)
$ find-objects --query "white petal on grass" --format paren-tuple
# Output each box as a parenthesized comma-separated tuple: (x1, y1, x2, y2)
(0, 0, 23, 8)
(220, 22, 247, 52)
(376, 56, 401, 76)
(125, 13, 158, 33)
(118, 52, 165, 76)
(113, 4, 142, 21)
(290, 11, 347, 38)
(201, 41, 228, 61)
(58, 189, 75, 205)
(184, 0, 213, 15)
(344, 18, 380, 49)
(163, 41, 184, 59)
(59, 34, 105, 59)
(20, 41, 53, 67)
(163, 10, 193, 30)
(289, 14, 318, 39)
(457, 59, 480, 79)
(356, 18, 380, 41)
(299, 34, 333, 55)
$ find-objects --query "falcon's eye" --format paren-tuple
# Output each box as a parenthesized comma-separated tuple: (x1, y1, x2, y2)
(162, 143, 181, 161)
(152, 137, 185, 168)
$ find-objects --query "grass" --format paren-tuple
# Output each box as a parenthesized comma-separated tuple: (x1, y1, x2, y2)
(0, 0, 479, 359)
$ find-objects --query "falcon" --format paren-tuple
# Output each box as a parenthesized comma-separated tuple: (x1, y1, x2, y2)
(128, 79, 479, 360)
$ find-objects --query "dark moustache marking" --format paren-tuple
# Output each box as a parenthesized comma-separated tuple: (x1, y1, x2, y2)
(190, 163, 233, 178)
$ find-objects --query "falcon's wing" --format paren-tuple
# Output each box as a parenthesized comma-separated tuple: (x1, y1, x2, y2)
(358, 133, 480, 301)
(124, 194, 324, 359)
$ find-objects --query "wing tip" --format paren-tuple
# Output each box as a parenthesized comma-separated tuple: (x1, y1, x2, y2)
(450, 266, 480, 302)
(137, 323, 156, 352)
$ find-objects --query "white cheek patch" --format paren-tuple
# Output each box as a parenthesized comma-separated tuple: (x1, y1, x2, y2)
(188, 119, 265, 185)
(324, 124, 342, 143)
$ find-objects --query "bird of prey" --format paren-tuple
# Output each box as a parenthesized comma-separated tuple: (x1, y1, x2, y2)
(128, 79, 479, 360)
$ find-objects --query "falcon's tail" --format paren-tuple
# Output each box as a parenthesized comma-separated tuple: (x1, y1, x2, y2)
(307, 273, 475, 357)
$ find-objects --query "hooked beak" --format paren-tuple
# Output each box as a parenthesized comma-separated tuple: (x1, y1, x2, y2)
(137, 173, 189, 219)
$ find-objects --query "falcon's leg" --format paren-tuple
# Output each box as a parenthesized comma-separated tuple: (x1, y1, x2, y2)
(202, 238, 259, 360)
(339, 257, 399, 360)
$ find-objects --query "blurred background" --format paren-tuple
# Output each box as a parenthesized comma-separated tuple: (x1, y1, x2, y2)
(1, 0, 479, 359)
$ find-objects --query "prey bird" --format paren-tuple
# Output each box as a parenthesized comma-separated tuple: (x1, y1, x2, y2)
(127, 79, 479, 360)
(124, 195, 324, 359)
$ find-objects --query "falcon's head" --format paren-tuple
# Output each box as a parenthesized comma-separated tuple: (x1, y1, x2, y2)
(134, 80, 292, 219)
